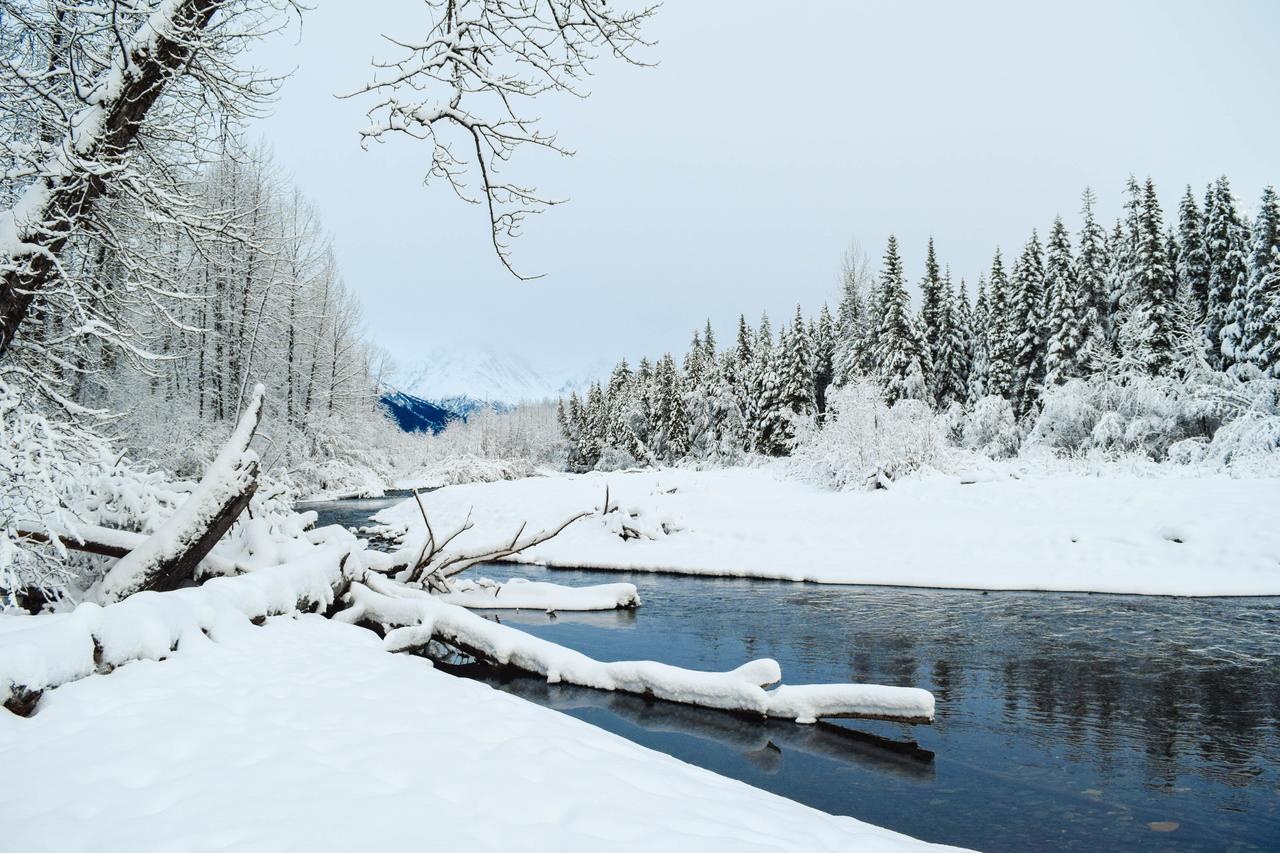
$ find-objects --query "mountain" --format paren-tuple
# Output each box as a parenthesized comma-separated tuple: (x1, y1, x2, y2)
(397, 347, 609, 406)
(378, 389, 457, 434)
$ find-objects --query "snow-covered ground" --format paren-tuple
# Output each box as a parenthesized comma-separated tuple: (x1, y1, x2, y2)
(376, 465, 1280, 597)
(0, 615, 959, 852)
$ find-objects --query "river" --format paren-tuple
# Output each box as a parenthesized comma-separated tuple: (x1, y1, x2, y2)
(303, 495, 1280, 852)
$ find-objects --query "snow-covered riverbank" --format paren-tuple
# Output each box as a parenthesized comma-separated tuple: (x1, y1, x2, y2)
(377, 466, 1280, 597)
(0, 615, 958, 852)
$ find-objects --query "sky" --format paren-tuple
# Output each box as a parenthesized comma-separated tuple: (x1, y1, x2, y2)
(247, 0, 1280, 384)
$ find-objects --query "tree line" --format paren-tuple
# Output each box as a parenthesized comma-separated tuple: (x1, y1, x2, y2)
(560, 176, 1280, 469)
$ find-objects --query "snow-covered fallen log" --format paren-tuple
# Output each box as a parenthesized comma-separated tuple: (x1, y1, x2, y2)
(97, 386, 265, 603)
(0, 528, 357, 716)
(436, 577, 640, 611)
(339, 576, 935, 725)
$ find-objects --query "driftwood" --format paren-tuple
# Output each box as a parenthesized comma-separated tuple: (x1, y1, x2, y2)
(15, 523, 142, 560)
(97, 386, 264, 602)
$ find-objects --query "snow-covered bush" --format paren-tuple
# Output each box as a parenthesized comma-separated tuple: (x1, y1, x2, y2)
(959, 396, 1022, 459)
(594, 447, 640, 472)
(789, 382, 947, 490)
(1027, 352, 1280, 471)
(400, 454, 539, 489)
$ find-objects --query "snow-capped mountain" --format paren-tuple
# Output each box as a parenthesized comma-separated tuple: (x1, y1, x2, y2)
(396, 347, 608, 406)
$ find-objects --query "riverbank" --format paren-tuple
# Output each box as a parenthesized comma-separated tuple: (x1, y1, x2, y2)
(0, 614, 958, 852)
(375, 465, 1280, 597)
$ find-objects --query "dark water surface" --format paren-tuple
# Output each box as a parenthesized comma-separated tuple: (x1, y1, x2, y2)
(306, 497, 1280, 852)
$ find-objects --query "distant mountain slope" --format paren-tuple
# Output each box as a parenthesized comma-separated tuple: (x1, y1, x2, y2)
(379, 390, 457, 434)
(397, 347, 609, 405)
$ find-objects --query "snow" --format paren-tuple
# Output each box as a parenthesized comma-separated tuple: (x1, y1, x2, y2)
(1, 529, 352, 708)
(343, 576, 933, 724)
(376, 465, 1280, 597)
(0, 616, 958, 852)
(438, 576, 641, 610)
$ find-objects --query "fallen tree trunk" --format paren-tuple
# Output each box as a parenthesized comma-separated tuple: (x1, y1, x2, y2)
(97, 385, 264, 603)
(340, 575, 936, 725)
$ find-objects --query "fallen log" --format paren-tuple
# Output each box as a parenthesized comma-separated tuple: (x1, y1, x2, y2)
(15, 523, 142, 559)
(97, 386, 264, 603)
(339, 576, 936, 726)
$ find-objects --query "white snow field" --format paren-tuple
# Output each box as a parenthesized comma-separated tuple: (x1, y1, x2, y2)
(378, 466, 1280, 597)
(0, 615, 960, 853)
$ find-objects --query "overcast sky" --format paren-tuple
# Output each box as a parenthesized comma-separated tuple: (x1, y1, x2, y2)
(248, 0, 1280, 382)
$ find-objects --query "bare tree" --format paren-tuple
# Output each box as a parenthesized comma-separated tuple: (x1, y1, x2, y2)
(345, 0, 656, 278)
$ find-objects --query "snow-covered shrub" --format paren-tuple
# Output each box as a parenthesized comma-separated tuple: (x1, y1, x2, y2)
(960, 396, 1021, 459)
(594, 447, 640, 472)
(789, 382, 947, 490)
(401, 454, 539, 489)
(1166, 438, 1208, 465)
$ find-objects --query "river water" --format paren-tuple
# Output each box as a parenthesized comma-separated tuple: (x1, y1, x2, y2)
(304, 496, 1280, 852)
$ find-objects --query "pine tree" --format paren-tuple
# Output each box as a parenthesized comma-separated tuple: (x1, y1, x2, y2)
(604, 359, 639, 458)
(985, 250, 1016, 400)
(683, 330, 707, 386)
(1044, 216, 1090, 380)
(1244, 186, 1280, 374)
(651, 353, 690, 461)
(951, 276, 975, 402)
(751, 329, 790, 456)
(1077, 188, 1110, 338)
(1009, 231, 1046, 415)
(731, 315, 755, 450)
(874, 235, 928, 404)
(810, 304, 836, 417)
(1125, 177, 1177, 373)
(1204, 176, 1250, 369)
(779, 305, 814, 418)
(1176, 186, 1211, 322)
(918, 237, 946, 402)
(967, 274, 990, 401)
(582, 382, 607, 467)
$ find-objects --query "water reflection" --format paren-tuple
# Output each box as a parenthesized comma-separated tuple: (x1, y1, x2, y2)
(457, 564, 1280, 852)
(444, 663, 936, 782)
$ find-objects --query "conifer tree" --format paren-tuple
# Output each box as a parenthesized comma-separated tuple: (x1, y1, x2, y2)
(1009, 231, 1046, 414)
(834, 257, 870, 384)
(583, 382, 607, 466)
(1243, 186, 1280, 374)
(1044, 216, 1090, 380)
(1175, 187, 1209, 323)
(1203, 177, 1251, 369)
(779, 305, 814, 418)
(811, 304, 836, 417)
(651, 353, 690, 461)
(967, 275, 990, 401)
(874, 235, 928, 404)
(1077, 188, 1110, 337)
(918, 237, 946, 402)
(951, 276, 975, 403)
(1125, 177, 1177, 373)
(985, 251, 1016, 399)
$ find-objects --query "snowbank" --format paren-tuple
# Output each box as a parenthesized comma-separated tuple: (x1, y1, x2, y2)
(0, 616, 959, 851)
(376, 466, 1280, 597)
(1, 527, 355, 710)
(437, 576, 640, 610)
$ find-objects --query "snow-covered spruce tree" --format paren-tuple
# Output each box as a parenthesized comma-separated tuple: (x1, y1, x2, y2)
(648, 353, 690, 462)
(1121, 178, 1177, 374)
(1176, 186, 1211, 320)
(967, 275, 991, 401)
(731, 315, 757, 451)
(1009, 231, 1047, 416)
(873, 235, 929, 405)
(985, 250, 1017, 401)
(1044, 215, 1092, 381)
(950, 275, 976, 403)
(811, 305, 836, 417)
(1203, 176, 1251, 370)
(751, 317, 790, 456)
(917, 238, 947, 404)
(779, 306, 815, 419)
(1077, 188, 1111, 341)
(1242, 186, 1280, 375)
